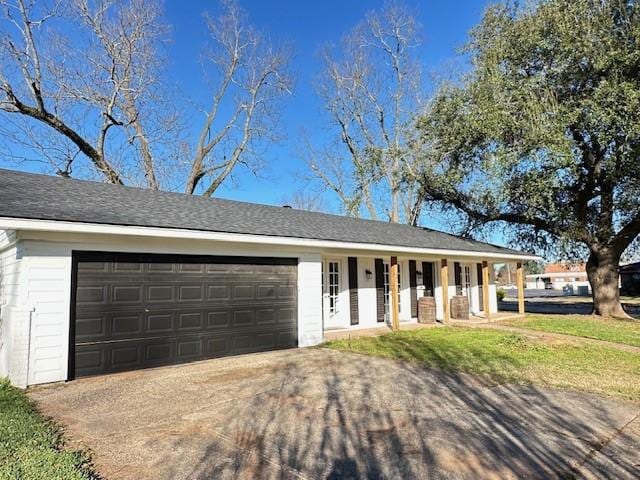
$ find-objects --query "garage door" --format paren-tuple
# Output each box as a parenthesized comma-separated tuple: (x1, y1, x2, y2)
(71, 252, 298, 378)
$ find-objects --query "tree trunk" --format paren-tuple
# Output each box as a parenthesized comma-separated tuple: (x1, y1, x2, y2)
(586, 247, 629, 318)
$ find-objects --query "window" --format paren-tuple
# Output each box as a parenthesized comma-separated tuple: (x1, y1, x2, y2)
(328, 261, 340, 314)
(463, 264, 472, 301)
(383, 262, 401, 315)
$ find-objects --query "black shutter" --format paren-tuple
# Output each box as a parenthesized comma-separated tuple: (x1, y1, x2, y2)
(477, 263, 484, 311)
(409, 260, 418, 317)
(454, 262, 462, 295)
(375, 258, 385, 323)
(422, 262, 434, 297)
(348, 257, 359, 325)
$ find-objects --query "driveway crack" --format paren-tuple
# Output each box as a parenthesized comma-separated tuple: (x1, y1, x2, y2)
(567, 409, 640, 477)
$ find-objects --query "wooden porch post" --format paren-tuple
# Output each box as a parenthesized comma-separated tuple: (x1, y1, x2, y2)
(516, 262, 525, 316)
(482, 261, 491, 320)
(390, 256, 400, 331)
(440, 259, 449, 323)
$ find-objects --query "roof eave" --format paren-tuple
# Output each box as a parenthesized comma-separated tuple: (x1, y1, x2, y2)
(0, 216, 541, 261)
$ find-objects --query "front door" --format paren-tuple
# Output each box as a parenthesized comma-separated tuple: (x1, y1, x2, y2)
(322, 259, 342, 329)
(462, 264, 472, 303)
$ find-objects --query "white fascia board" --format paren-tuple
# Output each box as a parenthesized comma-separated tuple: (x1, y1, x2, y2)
(0, 217, 541, 261)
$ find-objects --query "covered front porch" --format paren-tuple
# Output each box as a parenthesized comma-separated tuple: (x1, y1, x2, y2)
(320, 253, 526, 338)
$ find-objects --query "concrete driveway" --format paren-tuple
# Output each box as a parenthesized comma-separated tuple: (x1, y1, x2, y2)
(29, 348, 640, 480)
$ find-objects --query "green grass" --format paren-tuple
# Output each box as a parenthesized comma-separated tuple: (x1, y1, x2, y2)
(502, 314, 640, 347)
(325, 327, 640, 401)
(0, 379, 95, 480)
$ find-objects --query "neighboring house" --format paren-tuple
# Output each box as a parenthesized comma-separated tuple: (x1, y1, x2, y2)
(0, 169, 536, 387)
(620, 262, 640, 296)
(525, 262, 591, 294)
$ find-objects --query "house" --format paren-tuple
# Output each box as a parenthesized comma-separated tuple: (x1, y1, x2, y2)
(525, 262, 591, 294)
(620, 261, 640, 296)
(0, 169, 536, 387)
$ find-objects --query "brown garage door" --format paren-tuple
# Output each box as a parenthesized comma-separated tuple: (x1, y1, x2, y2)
(70, 252, 298, 378)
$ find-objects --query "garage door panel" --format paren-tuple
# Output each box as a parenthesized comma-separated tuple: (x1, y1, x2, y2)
(177, 339, 201, 358)
(178, 312, 203, 330)
(113, 262, 144, 273)
(257, 309, 276, 325)
(207, 311, 230, 328)
(72, 252, 298, 378)
(207, 285, 230, 300)
(146, 342, 172, 361)
(76, 316, 105, 337)
(112, 285, 143, 303)
(147, 313, 173, 332)
(75, 347, 104, 375)
(147, 262, 174, 273)
(112, 314, 143, 335)
(111, 344, 140, 367)
(148, 285, 174, 302)
(76, 285, 106, 304)
(278, 307, 296, 323)
(178, 263, 205, 273)
(77, 261, 108, 273)
(279, 331, 297, 347)
(178, 285, 204, 301)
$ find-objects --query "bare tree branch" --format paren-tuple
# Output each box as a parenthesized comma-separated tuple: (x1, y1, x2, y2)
(185, 0, 292, 196)
(311, 2, 423, 223)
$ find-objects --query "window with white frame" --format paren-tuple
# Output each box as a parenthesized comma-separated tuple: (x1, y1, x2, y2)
(328, 261, 340, 314)
(383, 262, 401, 315)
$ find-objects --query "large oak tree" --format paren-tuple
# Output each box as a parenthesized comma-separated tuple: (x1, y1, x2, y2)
(418, 0, 640, 317)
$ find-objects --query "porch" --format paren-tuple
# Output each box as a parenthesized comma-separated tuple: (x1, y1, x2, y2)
(319, 254, 526, 339)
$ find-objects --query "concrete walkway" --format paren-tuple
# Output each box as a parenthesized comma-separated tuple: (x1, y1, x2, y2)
(475, 322, 640, 355)
(29, 348, 640, 480)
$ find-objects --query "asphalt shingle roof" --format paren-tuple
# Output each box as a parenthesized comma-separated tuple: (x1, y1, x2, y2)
(0, 168, 529, 257)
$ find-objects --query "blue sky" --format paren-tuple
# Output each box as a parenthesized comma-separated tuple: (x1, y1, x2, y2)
(1, 0, 501, 239)
(164, 0, 492, 207)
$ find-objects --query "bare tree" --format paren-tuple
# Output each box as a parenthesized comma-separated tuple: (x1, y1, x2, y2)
(0, 0, 292, 195)
(185, 0, 292, 196)
(311, 2, 425, 224)
(0, 0, 171, 186)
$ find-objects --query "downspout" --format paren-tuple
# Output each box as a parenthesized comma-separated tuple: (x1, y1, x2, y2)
(25, 305, 35, 387)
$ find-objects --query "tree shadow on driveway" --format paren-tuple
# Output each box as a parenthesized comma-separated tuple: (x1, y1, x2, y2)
(165, 350, 639, 479)
(29, 347, 640, 480)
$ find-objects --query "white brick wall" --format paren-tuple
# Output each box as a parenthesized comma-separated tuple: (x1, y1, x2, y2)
(22, 241, 72, 385)
(297, 253, 323, 346)
(357, 257, 377, 328)
(0, 230, 31, 386)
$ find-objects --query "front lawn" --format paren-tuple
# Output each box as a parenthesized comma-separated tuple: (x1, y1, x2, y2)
(324, 327, 640, 401)
(0, 379, 95, 480)
(502, 314, 640, 347)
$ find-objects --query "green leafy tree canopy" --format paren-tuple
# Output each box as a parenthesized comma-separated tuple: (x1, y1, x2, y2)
(418, 0, 640, 317)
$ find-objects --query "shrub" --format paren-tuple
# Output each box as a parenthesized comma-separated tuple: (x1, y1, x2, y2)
(496, 288, 507, 301)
